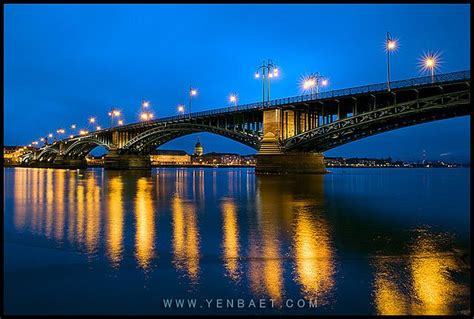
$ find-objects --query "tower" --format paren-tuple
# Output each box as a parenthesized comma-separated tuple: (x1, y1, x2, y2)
(194, 138, 203, 156)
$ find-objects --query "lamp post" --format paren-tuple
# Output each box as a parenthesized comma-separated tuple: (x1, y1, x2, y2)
(189, 87, 197, 119)
(229, 94, 237, 109)
(302, 73, 328, 98)
(108, 109, 121, 127)
(385, 32, 397, 91)
(255, 59, 278, 107)
(177, 104, 185, 116)
(420, 52, 440, 83)
(140, 112, 154, 121)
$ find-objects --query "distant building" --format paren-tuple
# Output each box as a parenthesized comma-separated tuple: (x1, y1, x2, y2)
(194, 138, 203, 156)
(191, 152, 255, 166)
(150, 149, 191, 166)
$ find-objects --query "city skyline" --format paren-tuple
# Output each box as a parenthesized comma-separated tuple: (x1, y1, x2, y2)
(4, 4, 470, 162)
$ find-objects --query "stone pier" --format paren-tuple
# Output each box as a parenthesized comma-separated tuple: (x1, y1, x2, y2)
(104, 150, 151, 170)
(255, 109, 326, 174)
(256, 152, 326, 174)
(53, 156, 88, 169)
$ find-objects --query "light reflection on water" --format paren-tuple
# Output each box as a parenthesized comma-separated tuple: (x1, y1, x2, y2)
(4, 167, 470, 315)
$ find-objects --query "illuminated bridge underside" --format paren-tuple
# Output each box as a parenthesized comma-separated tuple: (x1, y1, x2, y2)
(26, 70, 470, 169)
(283, 90, 470, 152)
(121, 123, 261, 154)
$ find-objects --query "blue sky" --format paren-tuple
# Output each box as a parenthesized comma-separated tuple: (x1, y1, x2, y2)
(4, 4, 470, 162)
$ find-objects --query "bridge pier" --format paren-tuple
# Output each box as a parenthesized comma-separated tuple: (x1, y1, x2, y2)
(53, 156, 88, 169)
(104, 150, 151, 170)
(256, 110, 326, 174)
(29, 159, 52, 168)
(256, 152, 326, 174)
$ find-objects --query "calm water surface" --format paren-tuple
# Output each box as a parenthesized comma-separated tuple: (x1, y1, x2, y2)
(4, 167, 470, 315)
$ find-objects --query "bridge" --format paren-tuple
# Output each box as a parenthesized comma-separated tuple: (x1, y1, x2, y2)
(23, 70, 470, 173)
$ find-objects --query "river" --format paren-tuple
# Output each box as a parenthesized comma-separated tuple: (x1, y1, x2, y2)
(3, 167, 470, 315)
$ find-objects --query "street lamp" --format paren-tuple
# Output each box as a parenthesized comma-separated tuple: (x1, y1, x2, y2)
(142, 100, 150, 108)
(178, 104, 185, 115)
(229, 94, 238, 107)
(255, 59, 278, 107)
(48, 133, 53, 138)
(189, 87, 197, 118)
(108, 108, 121, 127)
(96, 126, 101, 130)
(140, 112, 153, 121)
(301, 73, 328, 98)
(118, 120, 124, 126)
(420, 51, 441, 82)
(385, 32, 398, 91)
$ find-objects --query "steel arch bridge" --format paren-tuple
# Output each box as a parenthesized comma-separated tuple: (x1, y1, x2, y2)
(26, 70, 470, 169)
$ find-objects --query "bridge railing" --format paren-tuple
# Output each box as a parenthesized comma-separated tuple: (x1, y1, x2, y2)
(153, 70, 469, 123)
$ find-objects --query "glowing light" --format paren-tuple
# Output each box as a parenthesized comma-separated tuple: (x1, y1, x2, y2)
(113, 110, 120, 116)
(177, 105, 185, 113)
(71, 124, 76, 129)
(321, 79, 329, 87)
(190, 89, 197, 96)
(273, 68, 279, 76)
(142, 101, 150, 108)
(303, 78, 316, 90)
(40, 138, 45, 142)
(48, 133, 53, 138)
(118, 120, 124, 125)
(255, 72, 260, 79)
(386, 39, 397, 51)
(229, 94, 237, 103)
(419, 51, 442, 74)
(79, 130, 88, 135)
(69, 135, 74, 138)
(32, 141, 38, 145)
(140, 112, 153, 121)
(56, 129, 65, 134)
(268, 73, 273, 78)
(89, 117, 96, 124)
(96, 126, 101, 130)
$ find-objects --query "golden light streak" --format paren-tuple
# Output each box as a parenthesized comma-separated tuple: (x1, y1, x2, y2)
(172, 192, 200, 283)
(221, 199, 240, 281)
(293, 205, 335, 304)
(107, 175, 124, 267)
(54, 169, 66, 241)
(135, 177, 155, 271)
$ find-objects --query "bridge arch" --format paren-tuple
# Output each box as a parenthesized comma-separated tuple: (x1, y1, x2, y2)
(36, 145, 60, 161)
(121, 123, 261, 155)
(64, 137, 111, 159)
(282, 89, 470, 152)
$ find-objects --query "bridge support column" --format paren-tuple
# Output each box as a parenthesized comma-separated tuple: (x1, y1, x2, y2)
(257, 109, 326, 174)
(104, 149, 151, 170)
(256, 152, 326, 174)
(53, 155, 87, 169)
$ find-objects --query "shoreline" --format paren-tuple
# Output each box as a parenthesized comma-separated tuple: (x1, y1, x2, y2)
(3, 164, 469, 169)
